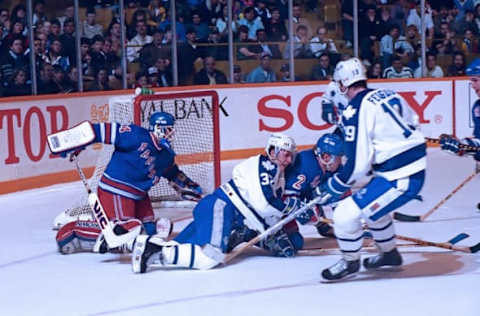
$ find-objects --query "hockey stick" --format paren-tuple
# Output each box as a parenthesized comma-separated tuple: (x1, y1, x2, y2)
(223, 196, 323, 264)
(425, 137, 480, 152)
(71, 154, 141, 248)
(393, 171, 478, 222)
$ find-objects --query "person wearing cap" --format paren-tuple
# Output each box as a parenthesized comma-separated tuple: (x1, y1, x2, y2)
(440, 58, 480, 162)
(233, 64, 246, 84)
(279, 63, 300, 82)
(246, 52, 276, 83)
(147, 66, 160, 88)
(193, 55, 227, 85)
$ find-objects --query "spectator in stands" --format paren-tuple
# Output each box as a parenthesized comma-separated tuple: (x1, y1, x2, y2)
(232, 64, 246, 84)
(406, 2, 434, 39)
(380, 24, 413, 69)
(433, 5, 454, 36)
(443, 27, 462, 54)
(82, 7, 104, 40)
(193, 55, 227, 85)
(52, 65, 74, 93)
(90, 35, 107, 73)
(127, 20, 153, 62)
(278, 63, 300, 82)
(139, 29, 169, 69)
(46, 38, 70, 72)
(146, 66, 159, 88)
(216, 5, 237, 41)
(246, 52, 276, 83)
(341, 0, 354, 47)
(254, 0, 271, 24)
(283, 24, 313, 59)
(189, 10, 210, 42)
(405, 24, 419, 48)
(49, 19, 61, 43)
(38, 62, 58, 94)
(5, 19, 26, 50)
(33, 0, 47, 26)
(377, 6, 394, 39)
(0, 36, 28, 87)
(292, 2, 313, 39)
(414, 52, 444, 78)
(238, 6, 265, 40)
(177, 27, 204, 85)
(106, 19, 122, 47)
(0, 9, 10, 38)
(205, 28, 228, 61)
(275, 0, 289, 21)
(447, 52, 466, 77)
(310, 26, 338, 59)
(4, 69, 30, 96)
(253, 28, 282, 59)
(58, 4, 74, 32)
(311, 53, 334, 81)
(456, 9, 479, 36)
(10, 4, 25, 29)
(264, 6, 287, 42)
(359, 5, 380, 64)
(147, 0, 167, 24)
(390, 0, 410, 31)
(153, 57, 172, 87)
(134, 71, 149, 88)
(367, 61, 383, 79)
(236, 25, 259, 60)
(453, 0, 475, 23)
(90, 68, 111, 91)
(460, 28, 479, 54)
(67, 66, 79, 92)
(59, 18, 76, 65)
(383, 56, 414, 79)
(158, 12, 187, 42)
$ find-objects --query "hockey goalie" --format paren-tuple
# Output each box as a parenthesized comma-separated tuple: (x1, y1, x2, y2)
(52, 109, 203, 255)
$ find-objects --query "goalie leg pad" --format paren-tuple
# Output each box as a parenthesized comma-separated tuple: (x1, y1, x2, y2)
(56, 220, 101, 254)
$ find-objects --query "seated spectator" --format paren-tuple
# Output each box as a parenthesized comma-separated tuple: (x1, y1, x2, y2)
(0, 36, 28, 87)
(134, 71, 149, 89)
(377, 6, 394, 39)
(264, 6, 287, 42)
(310, 26, 338, 59)
(405, 24, 419, 48)
(291, 3, 313, 39)
(367, 61, 383, 79)
(406, 2, 434, 39)
(414, 52, 444, 78)
(383, 56, 414, 79)
(33, 0, 47, 25)
(66, 66, 79, 92)
(193, 55, 227, 85)
(380, 24, 413, 69)
(456, 9, 479, 35)
(82, 7, 103, 39)
(283, 24, 313, 59)
(139, 29, 169, 69)
(48, 19, 61, 45)
(359, 5, 380, 64)
(233, 64, 246, 84)
(279, 63, 300, 82)
(147, 0, 167, 24)
(153, 57, 172, 87)
(238, 6, 264, 40)
(45, 38, 70, 72)
(189, 10, 210, 42)
(127, 20, 153, 62)
(310, 53, 334, 81)
(52, 65, 74, 93)
(236, 25, 259, 60)
(252, 28, 282, 59)
(254, 0, 271, 24)
(460, 28, 479, 54)
(4, 19, 26, 50)
(90, 68, 111, 91)
(58, 4, 74, 32)
(246, 52, 276, 83)
(103, 38, 120, 74)
(4, 69, 30, 96)
(38, 62, 59, 94)
(216, 5, 237, 41)
(205, 28, 228, 61)
(59, 18, 76, 65)
(177, 27, 204, 85)
(0, 8, 10, 37)
(90, 35, 107, 73)
(447, 52, 466, 77)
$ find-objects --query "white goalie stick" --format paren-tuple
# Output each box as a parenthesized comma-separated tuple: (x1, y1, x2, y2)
(71, 154, 141, 248)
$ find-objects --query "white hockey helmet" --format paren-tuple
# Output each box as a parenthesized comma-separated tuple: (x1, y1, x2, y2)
(334, 57, 367, 89)
(265, 133, 296, 159)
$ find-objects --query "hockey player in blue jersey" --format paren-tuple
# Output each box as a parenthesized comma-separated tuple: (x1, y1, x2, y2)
(56, 111, 202, 254)
(314, 57, 426, 281)
(131, 133, 318, 272)
(440, 58, 480, 160)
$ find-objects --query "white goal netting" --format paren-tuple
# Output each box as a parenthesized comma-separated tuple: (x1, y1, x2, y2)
(54, 90, 220, 229)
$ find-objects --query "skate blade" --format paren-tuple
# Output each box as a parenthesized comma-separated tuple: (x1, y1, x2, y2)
(364, 266, 403, 272)
(320, 273, 358, 283)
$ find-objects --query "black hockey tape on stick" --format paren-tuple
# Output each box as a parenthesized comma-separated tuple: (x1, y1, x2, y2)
(393, 212, 420, 222)
(426, 136, 480, 152)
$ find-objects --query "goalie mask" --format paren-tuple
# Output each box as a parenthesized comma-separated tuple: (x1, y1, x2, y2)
(149, 111, 175, 142)
(265, 133, 296, 169)
(314, 133, 344, 171)
(334, 57, 367, 95)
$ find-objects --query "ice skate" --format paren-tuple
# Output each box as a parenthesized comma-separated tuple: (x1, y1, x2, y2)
(132, 235, 164, 273)
(321, 258, 360, 281)
(363, 248, 402, 269)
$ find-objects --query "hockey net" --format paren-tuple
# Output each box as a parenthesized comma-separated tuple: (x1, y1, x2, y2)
(53, 90, 221, 229)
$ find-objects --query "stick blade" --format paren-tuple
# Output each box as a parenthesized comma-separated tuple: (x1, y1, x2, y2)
(448, 233, 470, 245)
(393, 212, 421, 222)
(469, 243, 480, 253)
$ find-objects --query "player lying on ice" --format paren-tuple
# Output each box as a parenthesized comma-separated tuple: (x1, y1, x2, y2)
(440, 58, 480, 162)
(55, 111, 202, 254)
(313, 57, 427, 281)
(132, 133, 325, 272)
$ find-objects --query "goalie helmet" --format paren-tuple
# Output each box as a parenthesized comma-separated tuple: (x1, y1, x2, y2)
(466, 58, 480, 76)
(148, 111, 175, 142)
(334, 57, 367, 89)
(265, 133, 296, 160)
(314, 133, 344, 166)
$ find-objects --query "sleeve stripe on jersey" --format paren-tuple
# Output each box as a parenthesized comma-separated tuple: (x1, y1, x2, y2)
(111, 122, 117, 144)
(105, 123, 111, 144)
(100, 123, 105, 143)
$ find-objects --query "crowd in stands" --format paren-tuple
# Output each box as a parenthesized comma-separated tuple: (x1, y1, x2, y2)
(0, 0, 479, 97)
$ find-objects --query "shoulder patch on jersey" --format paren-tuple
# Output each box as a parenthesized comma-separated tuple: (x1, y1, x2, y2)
(343, 105, 357, 120)
(119, 125, 131, 133)
(262, 160, 276, 171)
(474, 106, 480, 117)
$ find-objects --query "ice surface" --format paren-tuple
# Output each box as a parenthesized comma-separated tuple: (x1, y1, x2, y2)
(1, 148, 479, 316)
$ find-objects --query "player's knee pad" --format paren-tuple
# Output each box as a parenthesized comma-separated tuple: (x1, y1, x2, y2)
(332, 197, 363, 237)
(56, 220, 101, 254)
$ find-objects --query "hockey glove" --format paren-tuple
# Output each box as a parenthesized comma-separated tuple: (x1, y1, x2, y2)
(169, 171, 203, 201)
(314, 174, 351, 206)
(321, 100, 338, 125)
(440, 135, 463, 155)
(259, 229, 296, 257)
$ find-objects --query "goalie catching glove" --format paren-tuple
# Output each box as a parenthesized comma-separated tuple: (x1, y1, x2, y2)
(169, 171, 203, 201)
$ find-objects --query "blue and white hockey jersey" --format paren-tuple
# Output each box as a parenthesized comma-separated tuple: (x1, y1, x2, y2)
(337, 88, 426, 184)
(472, 100, 480, 139)
(92, 122, 179, 200)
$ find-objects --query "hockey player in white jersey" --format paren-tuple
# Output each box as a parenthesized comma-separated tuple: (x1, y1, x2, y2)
(131, 133, 314, 272)
(321, 76, 349, 126)
(315, 57, 427, 281)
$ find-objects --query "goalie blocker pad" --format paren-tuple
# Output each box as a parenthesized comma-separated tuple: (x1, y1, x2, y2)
(47, 121, 95, 154)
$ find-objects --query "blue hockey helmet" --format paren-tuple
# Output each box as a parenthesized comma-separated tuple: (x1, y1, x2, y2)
(314, 133, 344, 165)
(148, 111, 175, 141)
(466, 58, 480, 76)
